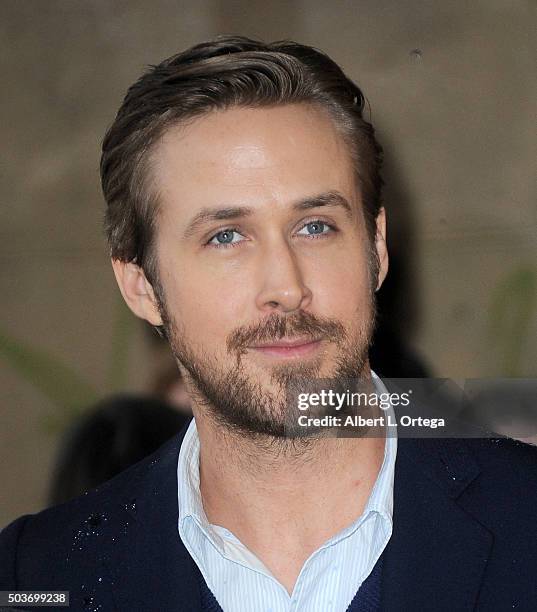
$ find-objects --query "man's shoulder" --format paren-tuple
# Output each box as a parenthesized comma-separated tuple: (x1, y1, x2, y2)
(400, 434, 537, 482)
(400, 433, 537, 473)
(465, 434, 537, 464)
(461, 436, 537, 508)
(460, 435, 537, 486)
(0, 426, 187, 590)
(397, 435, 537, 522)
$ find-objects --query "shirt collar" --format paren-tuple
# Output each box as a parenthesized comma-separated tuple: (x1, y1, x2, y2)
(177, 418, 208, 528)
(365, 370, 397, 520)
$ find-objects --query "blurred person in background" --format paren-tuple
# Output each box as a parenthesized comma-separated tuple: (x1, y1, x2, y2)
(1, 36, 536, 612)
(48, 394, 191, 506)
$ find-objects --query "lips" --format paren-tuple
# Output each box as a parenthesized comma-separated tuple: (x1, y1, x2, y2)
(248, 337, 323, 358)
(250, 337, 320, 349)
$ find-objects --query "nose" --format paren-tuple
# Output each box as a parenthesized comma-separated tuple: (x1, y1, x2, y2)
(254, 241, 313, 314)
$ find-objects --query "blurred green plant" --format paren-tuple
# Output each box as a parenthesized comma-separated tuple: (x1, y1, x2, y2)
(0, 296, 136, 433)
(488, 266, 537, 376)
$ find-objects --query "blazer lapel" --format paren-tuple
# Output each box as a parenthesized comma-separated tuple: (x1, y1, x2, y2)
(381, 437, 493, 612)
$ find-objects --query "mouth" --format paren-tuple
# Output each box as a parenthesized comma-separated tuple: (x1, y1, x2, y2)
(247, 337, 323, 359)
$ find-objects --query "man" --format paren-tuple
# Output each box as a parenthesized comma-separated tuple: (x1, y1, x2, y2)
(1, 36, 536, 612)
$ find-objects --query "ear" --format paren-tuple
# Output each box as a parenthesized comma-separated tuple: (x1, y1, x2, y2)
(374, 207, 389, 292)
(111, 259, 163, 326)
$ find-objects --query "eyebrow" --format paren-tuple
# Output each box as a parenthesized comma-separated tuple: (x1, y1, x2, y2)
(183, 190, 354, 238)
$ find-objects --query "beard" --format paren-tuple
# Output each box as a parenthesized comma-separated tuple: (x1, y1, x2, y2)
(154, 281, 378, 441)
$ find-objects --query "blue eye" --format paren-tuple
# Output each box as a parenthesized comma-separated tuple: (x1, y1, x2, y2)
(297, 220, 332, 237)
(208, 228, 244, 247)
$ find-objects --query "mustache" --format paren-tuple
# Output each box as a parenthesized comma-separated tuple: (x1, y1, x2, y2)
(227, 311, 347, 354)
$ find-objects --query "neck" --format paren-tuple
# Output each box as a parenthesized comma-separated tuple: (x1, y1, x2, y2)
(193, 399, 386, 593)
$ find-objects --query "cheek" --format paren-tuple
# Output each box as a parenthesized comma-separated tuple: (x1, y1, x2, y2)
(307, 245, 372, 321)
(162, 260, 251, 348)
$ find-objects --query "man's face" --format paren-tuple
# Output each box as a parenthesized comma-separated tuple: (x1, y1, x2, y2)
(149, 103, 386, 437)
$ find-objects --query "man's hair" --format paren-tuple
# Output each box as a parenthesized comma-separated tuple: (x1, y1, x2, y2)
(100, 35, 384, 284)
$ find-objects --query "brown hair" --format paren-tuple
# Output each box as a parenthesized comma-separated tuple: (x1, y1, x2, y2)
(100, 35, 383, 284)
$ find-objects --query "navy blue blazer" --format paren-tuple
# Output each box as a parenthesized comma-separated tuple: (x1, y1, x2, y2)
(1, 425, 537, 611)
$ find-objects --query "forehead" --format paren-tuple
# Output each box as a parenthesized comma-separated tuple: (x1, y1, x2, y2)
(151, 103, 358, 223)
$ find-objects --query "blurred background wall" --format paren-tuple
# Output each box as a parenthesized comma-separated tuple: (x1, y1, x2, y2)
(1, 0, 535, 525)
